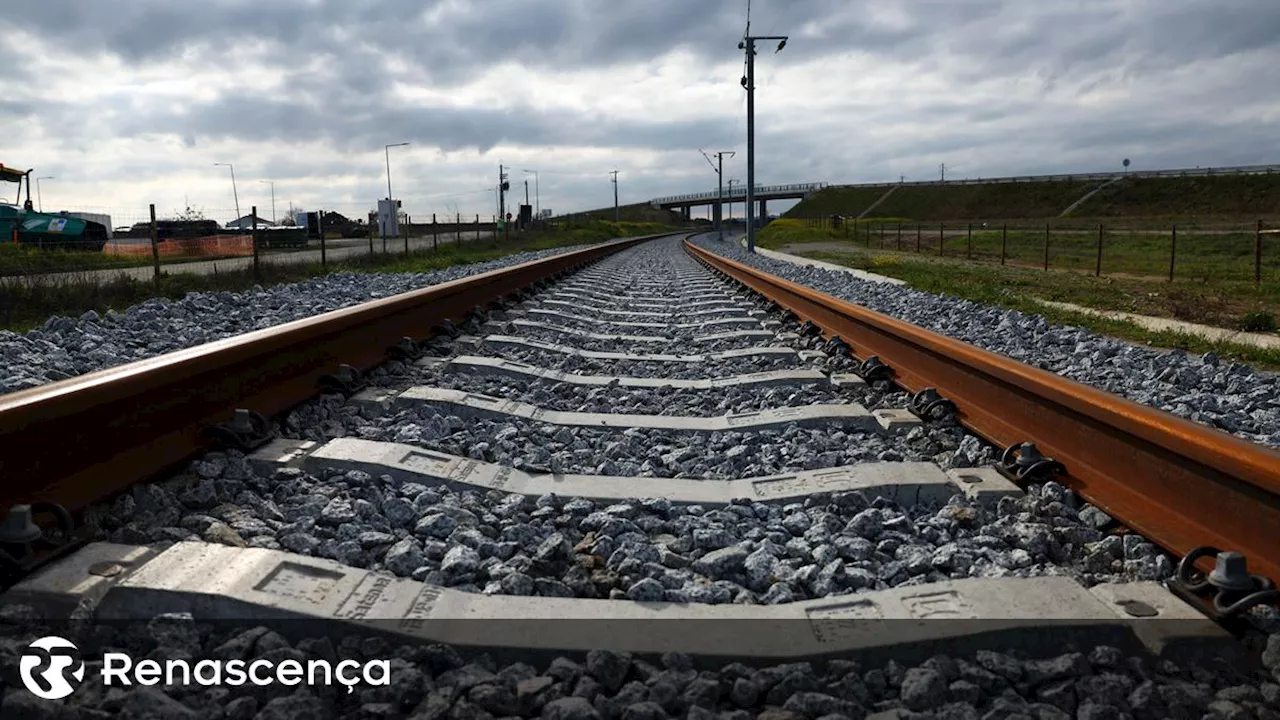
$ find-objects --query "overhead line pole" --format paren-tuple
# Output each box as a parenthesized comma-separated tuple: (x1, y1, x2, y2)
(741, 33, 788, 253)
(610, 170, 619, 223)
(701, 149, 736, 239)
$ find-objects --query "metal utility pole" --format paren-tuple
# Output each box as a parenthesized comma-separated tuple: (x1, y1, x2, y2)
(610, 170, 619, 222)
(214, 163, 240, 226)
(523, 169, 540, 219)
(701, 150, 736, 239)
(259, 180, 276, 224)
(385, 143, 409, 202)
(740, 32, 787, 253)
(498, 164, 509, 227)
(940, 163, 946, 182)
(35, 176, 53, 212)
(726, 179, 737, 223)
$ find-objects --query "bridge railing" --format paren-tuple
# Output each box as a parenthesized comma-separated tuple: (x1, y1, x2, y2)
(832, 164, 1280, 189)
(652, 182, 829, 205)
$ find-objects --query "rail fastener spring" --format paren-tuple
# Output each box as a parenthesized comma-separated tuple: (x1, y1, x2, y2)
(1167, 547, 1280, 629)
(996, 442, 1066, 483)
(319, 364, 367, 396)
(205, 408, 276, 453)
(909, 387, 957, 421)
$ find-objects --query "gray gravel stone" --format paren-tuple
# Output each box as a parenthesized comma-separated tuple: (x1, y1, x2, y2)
(690, 234, 1280, 450)
(0, 244, 603, 396)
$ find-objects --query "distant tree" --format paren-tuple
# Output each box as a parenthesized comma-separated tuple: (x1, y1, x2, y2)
(167, 205, 208, 222)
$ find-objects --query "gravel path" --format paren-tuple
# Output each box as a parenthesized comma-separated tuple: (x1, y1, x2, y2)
(690, 235, 1280, 449)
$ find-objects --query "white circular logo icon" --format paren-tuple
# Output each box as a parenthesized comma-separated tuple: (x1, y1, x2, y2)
(20, 636, 85, 700)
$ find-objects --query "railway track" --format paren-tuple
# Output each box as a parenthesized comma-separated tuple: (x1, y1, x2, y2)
(2, 233, 1279, 718)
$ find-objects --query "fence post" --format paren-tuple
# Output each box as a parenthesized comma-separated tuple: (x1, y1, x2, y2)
(967, 223, 972, 260)
(149, 203, 160, 286)
(404, 215, 410, 255)
(319, 211, 327, 269)
(880, 223, 885, 247)
(896, 223, 901, 250)
(432, 213, 438, 252)
(938, 223, 944, 256)
(368, 221, 374, 255)
(916, 224, 921, 253)
(1095, 224, 1103, 277)
(1257, 219, 1263, 287)
(476, 214, 480, 242)
(1168, 225, 1175, 282)
(1000, 225, 1007, 265)
(1043, 223, 1049, 271)
(456, 213, 461, 244)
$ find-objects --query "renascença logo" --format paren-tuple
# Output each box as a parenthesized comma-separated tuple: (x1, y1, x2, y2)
(20, 636, 85, 700)
(19, 636, 390, 699)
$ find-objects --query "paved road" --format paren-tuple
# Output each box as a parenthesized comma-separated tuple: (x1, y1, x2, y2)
(27, 231, 498, 284)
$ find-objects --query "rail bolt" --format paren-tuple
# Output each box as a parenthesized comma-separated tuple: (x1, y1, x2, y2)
(1208, 552, 1258, 593)
(0, 506, 43, 545)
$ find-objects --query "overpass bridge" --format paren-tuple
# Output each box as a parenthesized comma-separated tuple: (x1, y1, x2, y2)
(651, 183, 828, 223)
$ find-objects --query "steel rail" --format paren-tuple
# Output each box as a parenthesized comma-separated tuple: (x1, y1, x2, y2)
(685, 240, 1280, 585)
(0, 234, 678, 515)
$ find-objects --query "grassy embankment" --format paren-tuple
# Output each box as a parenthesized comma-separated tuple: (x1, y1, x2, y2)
(787, 174, 1280, 224)
(0, 221, 678, 333)
(756, 219, 1280, 370)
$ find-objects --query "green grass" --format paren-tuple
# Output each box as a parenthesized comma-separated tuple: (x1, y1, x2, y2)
(1073, 174, 1280, 219)
(0, 244, 153, 275)
(791, 246, 1280, 370)
(0, 221, 679, 332)
(782, 186, 891, 218)
(788, 181, 1095, 221)
(763, 218, 1280, 285)
(785, 174, 1280, 225)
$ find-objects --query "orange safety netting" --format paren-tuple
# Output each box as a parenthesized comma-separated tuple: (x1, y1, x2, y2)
(103, 235, 255, 258)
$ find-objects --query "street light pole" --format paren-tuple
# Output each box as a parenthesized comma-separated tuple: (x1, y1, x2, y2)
(214, 163, 240, 226)
(740, 33, 787, 253)
(385, 142, 410, 202)
(523, 170, 539, 220)
(35, 176, 53, 212)
(383, 142, 409, 239)
(259, 180, 276, 224)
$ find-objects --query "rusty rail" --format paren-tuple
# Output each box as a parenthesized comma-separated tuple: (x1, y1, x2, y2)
(0, 234, 675, 514)
(686, 240, 1280, 585)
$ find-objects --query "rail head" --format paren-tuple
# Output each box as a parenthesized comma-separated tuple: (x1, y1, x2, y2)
(684, 239, 1280, 585)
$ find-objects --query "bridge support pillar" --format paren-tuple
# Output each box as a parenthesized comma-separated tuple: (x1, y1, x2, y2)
(682, 207, 691, 221)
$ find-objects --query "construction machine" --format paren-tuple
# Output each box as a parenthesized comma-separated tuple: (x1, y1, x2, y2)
(0, 164, 109, 251)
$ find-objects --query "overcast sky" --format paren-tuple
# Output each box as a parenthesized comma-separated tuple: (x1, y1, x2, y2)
(3, 0, 1278, 226)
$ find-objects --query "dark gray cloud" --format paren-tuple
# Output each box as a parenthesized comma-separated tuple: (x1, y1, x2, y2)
(4, 0, 1280, 215)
